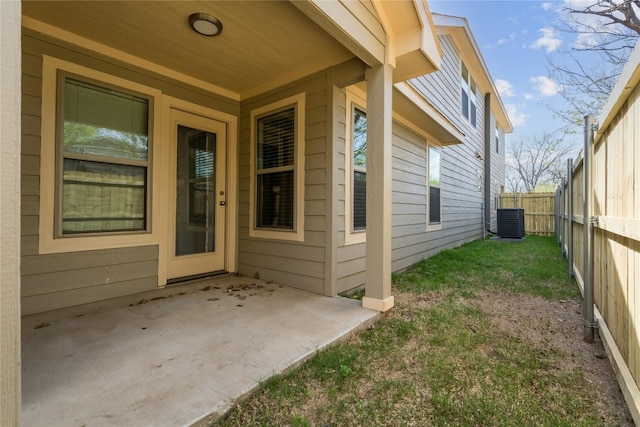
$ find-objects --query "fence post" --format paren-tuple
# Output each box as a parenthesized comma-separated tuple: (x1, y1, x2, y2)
(553, 190, 556, 240)
(583, 114, 596, 343)
(567, 158, 574, 277)
(560, 181, 565, 252)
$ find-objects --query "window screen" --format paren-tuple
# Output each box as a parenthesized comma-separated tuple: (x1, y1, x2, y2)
(60, 77, 150, 234)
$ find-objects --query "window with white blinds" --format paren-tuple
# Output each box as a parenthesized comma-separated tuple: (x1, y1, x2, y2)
(59, 76, 150, 234)
(255, 107, 295, 230)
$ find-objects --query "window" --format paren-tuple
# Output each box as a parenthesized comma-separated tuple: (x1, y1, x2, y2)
(428, 146, 441, 225)
(461, 62, 477, 128)
(352, 107, 367, 231)
(344, 89, 368, 244)
(250, 93, 305, 241)
(256, 108, 295, 230)
(495, 125, 500, 153)
(58, 76, 150, 235)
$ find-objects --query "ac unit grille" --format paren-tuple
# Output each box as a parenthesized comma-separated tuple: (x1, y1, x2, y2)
(497, 208, 525, 238)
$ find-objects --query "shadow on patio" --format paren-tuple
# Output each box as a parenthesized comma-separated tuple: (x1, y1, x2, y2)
(22, 275, 378, 426)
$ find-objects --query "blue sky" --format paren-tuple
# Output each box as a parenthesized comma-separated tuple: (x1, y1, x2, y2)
(428, 1, 584, 149)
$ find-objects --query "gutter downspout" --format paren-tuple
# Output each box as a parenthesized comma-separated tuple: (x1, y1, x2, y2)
(484, 93, 491, 233)
(583, 114, 597, 343)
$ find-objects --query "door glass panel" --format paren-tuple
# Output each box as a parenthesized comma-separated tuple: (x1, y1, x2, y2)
(176, 125, 215, 256)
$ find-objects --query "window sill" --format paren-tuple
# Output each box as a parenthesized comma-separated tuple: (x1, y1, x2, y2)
(427, 223, 442, 232)
(345, 230, 366, 245)
(250, 228, 304, 242)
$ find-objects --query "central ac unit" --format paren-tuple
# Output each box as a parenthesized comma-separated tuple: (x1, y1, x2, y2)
(497, 208, 525, 238)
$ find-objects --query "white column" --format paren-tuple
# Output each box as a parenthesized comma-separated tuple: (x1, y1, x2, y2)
(362, 63, 394, 312)
(0, 0, 22, 424)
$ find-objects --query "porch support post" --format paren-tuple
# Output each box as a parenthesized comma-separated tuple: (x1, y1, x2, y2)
(362, 63, 394, 312)
(1, 0, 22, 424)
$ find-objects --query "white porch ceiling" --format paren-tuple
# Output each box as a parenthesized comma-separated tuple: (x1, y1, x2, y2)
(22, 1, 355, 100)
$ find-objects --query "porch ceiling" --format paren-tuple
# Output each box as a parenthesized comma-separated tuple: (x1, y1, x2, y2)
(22, 1, 355, 100)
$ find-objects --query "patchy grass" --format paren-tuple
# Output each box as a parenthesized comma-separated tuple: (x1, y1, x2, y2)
(394, 235, 578, 300)
(216, 236, 631, 427)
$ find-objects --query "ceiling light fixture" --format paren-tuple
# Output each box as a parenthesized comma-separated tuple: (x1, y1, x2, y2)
(189, 13, 223, 37)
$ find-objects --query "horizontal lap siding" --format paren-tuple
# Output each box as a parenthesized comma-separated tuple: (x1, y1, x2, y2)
(21, 31, 238, 314)
(22, 247, 159, 315)
(389, 124, 487, 271)
(237, 74, 329, 294)
(336, 33, 494, 293)
(409, 36, 462, 132)
(393, 33, 486, 271)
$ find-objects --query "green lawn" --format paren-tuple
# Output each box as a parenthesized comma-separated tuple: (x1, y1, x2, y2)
(216, 236, 628, 426)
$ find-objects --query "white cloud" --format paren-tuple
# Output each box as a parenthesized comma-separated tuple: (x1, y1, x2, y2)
(532, 27, 561, 52)
(541, 2, 554, 10)
(505, 104, 529, 127)
(530, 76, 562, 96)
(497, 32, 517, 45)
(524, 93, 535, 100)
(495, 79, 515, 98)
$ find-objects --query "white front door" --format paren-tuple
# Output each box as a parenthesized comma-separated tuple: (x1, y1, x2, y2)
(167, 108, 227, 280)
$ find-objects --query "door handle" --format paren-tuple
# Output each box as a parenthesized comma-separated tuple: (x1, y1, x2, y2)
(220, 201, 226, 206)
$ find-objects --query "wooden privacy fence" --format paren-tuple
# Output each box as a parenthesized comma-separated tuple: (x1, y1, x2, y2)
(555, 40, 640, 424)
(499, 192, 555, 235)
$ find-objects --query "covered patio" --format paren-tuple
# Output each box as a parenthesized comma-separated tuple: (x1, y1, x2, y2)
(21, 276, 378, 426)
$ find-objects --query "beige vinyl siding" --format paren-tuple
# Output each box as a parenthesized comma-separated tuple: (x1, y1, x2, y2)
(237, 73, 329, 294)
(21, 30, 239, 314)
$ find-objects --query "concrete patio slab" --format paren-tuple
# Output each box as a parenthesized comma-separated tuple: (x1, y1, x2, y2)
(22, 276, 378, 426)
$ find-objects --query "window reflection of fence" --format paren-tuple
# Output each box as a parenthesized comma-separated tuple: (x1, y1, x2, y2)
(62, 166, 145, 233)
(499, 192, 555, 236)
(555, 42, 640, 424)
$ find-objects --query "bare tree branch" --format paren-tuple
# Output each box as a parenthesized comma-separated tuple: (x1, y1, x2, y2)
(546, 1, 639, 130)
(506, 134, 573, 193)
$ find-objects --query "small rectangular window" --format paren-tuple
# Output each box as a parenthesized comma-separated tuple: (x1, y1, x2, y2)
(255, 107, 296, 230)
(352, 107, 367, 231)
(429, 147, 441, 225)
(461, 62, 477, 128)
(59, 76, 150, 234)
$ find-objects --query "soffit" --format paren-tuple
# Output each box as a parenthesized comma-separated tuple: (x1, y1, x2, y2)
(22, 1, 354, 100)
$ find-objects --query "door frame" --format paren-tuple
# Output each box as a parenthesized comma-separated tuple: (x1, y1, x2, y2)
(158, 96, 238, 287)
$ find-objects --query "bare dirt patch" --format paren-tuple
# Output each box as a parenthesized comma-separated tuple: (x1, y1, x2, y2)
(470, 290, 634, 426)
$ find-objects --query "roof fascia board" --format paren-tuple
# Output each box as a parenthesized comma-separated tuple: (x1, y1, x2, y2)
(373, 0, 442, 81)
(291, 0, 385, 67)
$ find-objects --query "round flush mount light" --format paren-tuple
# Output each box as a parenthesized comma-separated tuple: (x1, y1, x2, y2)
(189, 13, 223, 37)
